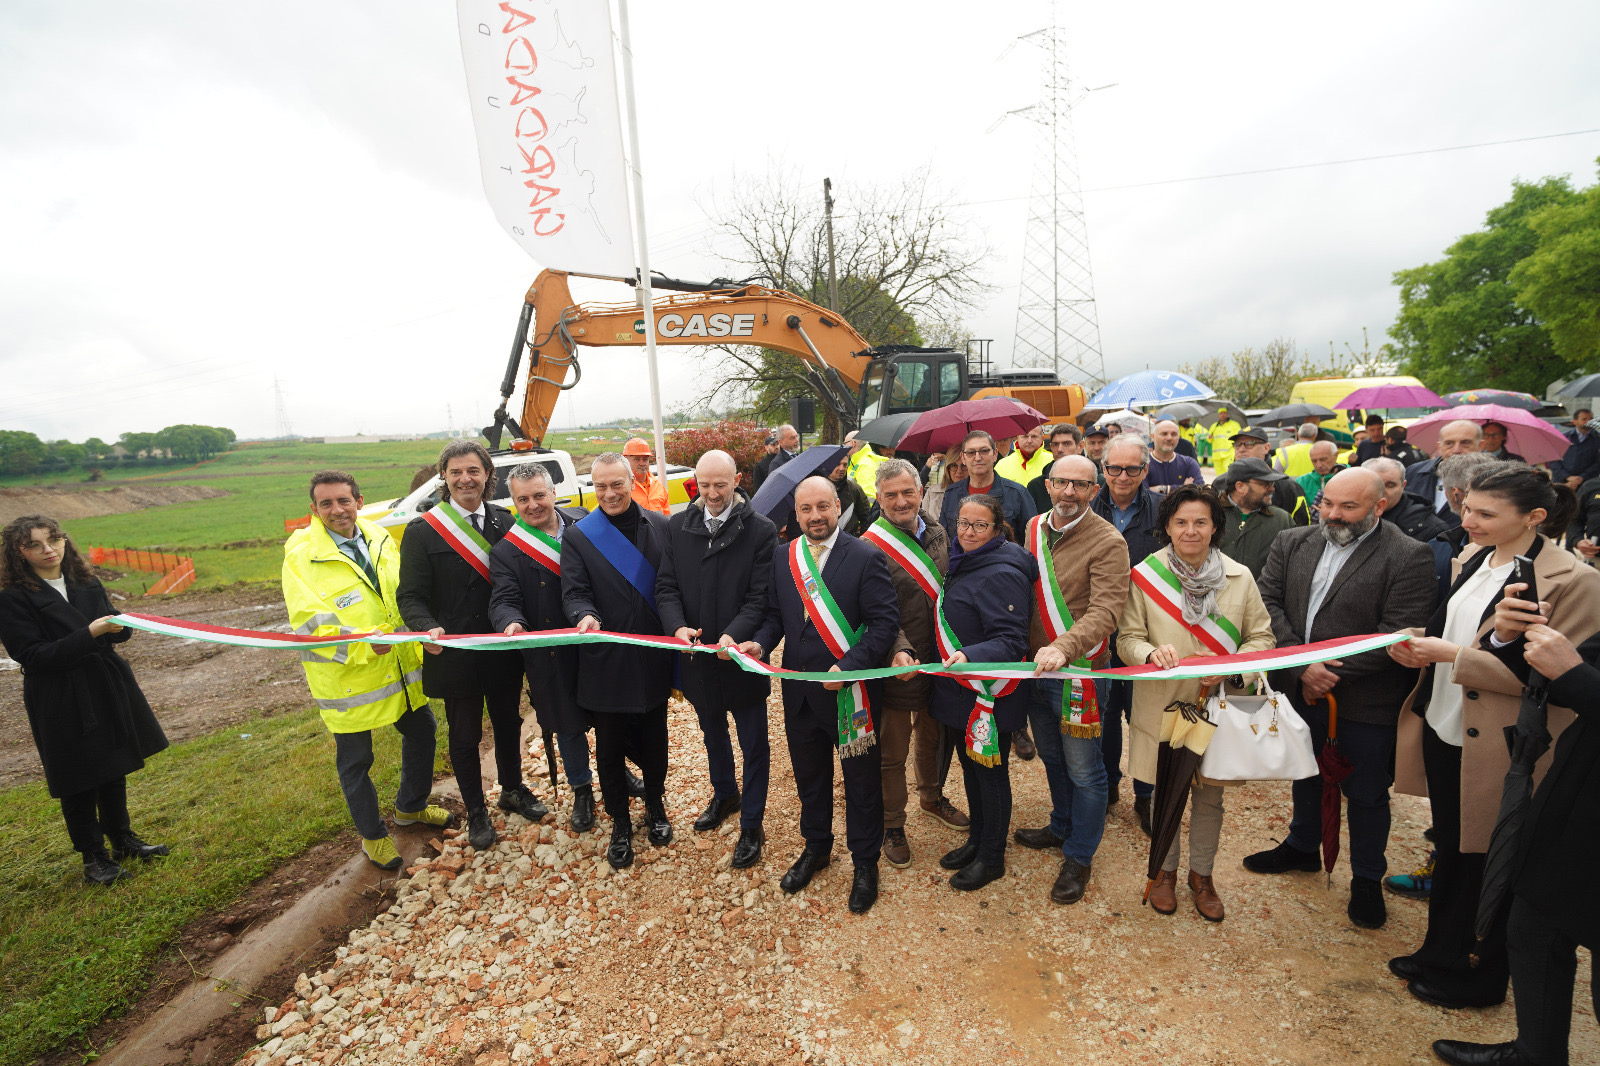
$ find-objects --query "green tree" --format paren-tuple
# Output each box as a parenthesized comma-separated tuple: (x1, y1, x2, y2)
(1389, 176, 1581, 393)
(82, 437, 110, 458)
(1509, 161, 1600, 369)
(0, 430, 48, 476)
(50, 441, 87, 467)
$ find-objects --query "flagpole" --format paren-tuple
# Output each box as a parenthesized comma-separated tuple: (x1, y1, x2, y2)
(615, 0, 669, 491)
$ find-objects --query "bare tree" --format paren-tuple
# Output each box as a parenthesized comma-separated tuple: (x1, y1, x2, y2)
(1177, 338, 1356, 409)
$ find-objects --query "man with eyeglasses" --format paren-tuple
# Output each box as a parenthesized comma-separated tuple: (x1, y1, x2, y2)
(1214, 426, 1309, 526)
(1027, 424, 1099, 516)
(1088, 436, 1164, 826)
(937, 430, 1037, 545)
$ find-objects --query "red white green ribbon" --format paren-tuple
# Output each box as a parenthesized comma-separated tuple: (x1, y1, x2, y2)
(860, 518, 942, 601)
(933, 587, 1016, 767)
(506, 518, 561, 575)
(787, 537, 875, 757)
(1130, 553, 1242, 655)
(1028, 513, 1105, 737)
(422, 499, 493, 581)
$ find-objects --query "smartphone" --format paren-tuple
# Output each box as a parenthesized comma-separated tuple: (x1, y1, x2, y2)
(1512, 554, 1539, 609)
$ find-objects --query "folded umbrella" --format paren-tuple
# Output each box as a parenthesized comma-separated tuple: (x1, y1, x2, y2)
(1317, 695, 1354, 886)
(1474, 671, 1551, 951)
(1406, 404, 1571, 465)
(747, 444, 848, 522)
(897, 397, 1048, 455)
(1143, 690, 1218, 904)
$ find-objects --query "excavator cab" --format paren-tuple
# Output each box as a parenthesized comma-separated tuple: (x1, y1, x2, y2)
(856, 348, 968, 421)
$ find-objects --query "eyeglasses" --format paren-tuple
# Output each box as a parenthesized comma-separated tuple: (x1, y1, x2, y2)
(1103, 464, 1146, 478)
(21, 537, 65, 554)
(962, 447, 994, 457)
(1047, 478, 1098, 492)
(955, 519, 994, 532)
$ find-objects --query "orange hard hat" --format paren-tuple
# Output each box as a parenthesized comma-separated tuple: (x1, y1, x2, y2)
(622, 438, 652, 456)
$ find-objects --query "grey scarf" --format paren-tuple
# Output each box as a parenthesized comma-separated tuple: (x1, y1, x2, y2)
(1166, 547, 1227, 625)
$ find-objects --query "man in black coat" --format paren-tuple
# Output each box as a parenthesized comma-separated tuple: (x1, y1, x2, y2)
(657, 450, 778, 870)
(1364, 456, 1450, 543)
(752, 433, 780, 491)
(1247, 468, 1436, 929)
(399, 441, 542, 851)
(487, 462, 596, 835)
(1405, 418, 1481, 519)
(562, 452, 675, 870)
(747, 475, 901, 914)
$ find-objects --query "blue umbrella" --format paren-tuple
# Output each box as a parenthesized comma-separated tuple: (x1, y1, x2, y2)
(1091, 371, 1215, 407)
(748, 445, 848, 522)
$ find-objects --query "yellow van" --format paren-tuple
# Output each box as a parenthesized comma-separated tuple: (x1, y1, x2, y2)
(1290, 375, 1434, 445)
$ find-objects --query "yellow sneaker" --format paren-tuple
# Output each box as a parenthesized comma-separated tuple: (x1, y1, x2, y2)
(394, 804, 457, 829)
(362, 835, 402, 871)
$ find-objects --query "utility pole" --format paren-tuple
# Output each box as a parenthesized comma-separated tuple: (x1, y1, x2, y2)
(823, 178, 841, 312)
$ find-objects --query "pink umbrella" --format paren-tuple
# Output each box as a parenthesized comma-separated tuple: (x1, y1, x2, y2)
(1406, 404, 1570, 465)
(1334, 384, 1446, 410)
(897, 397, 1048, 454)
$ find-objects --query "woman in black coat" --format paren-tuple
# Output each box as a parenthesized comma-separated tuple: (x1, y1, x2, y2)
(930, 494, 1037, 891)
(0, 515, 170, 884)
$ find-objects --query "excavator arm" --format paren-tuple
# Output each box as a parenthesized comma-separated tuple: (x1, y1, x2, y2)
(486, 270, 876, 447)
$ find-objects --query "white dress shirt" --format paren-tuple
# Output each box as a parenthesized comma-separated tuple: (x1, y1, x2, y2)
(1427, 558, 1513, 746)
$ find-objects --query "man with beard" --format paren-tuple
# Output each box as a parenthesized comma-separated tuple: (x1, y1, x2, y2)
(656, 450, 777, 870)
(1218, 458, 1295, 578)
(747, 476, 900, 914)
(1027, 424, 1095, 515)
(1246, 468, 1435, 929)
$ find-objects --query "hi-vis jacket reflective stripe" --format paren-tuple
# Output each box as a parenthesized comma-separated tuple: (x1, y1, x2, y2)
(282, 516, 425, 733)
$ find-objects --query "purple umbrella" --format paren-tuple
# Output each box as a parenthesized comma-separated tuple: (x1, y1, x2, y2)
(1334, 384, 1446, 410)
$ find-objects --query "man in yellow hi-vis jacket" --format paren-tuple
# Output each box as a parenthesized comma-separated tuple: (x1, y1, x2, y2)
(283, 471, 454, 870)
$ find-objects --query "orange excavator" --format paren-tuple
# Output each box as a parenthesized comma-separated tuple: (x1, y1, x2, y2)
(482, 269, 1087, 449)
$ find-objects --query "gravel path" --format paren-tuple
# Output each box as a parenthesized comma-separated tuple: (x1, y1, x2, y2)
(234, 692, 1596, 1066)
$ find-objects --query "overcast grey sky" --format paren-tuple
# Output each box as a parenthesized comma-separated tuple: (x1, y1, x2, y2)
(3, 0, 1597, 441)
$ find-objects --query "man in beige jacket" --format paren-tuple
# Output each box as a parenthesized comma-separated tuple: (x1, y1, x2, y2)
(1011, 455, 1131, 905)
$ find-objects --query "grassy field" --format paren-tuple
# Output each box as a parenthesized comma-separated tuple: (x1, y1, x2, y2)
(0, 704, 449, 1066)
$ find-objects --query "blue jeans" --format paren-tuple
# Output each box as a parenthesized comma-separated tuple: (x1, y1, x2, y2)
(1096, 670, 1152, 800)
(556, 730, 593, 789)
(1028, 679, 1109, 866)
(1285, 702, 1396, 881)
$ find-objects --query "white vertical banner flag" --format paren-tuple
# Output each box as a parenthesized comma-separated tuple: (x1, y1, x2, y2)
(456, 0, 637, 278)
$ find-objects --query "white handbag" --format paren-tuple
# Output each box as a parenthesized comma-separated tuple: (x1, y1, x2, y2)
(1197, 680, 1318, 783)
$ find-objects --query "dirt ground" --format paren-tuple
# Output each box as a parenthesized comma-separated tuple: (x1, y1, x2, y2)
(0, 483, 229, 524)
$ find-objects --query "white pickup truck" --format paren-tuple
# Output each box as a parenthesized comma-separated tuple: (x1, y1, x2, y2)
(358, 446, 695, 541)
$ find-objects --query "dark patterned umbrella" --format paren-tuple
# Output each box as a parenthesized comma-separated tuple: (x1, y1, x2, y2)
(1441, 389, 1542, 411)
(1318, 695, 1353, 885)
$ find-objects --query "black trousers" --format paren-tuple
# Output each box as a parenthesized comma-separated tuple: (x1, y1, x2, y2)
(444, 685, 525, 812)
(697, 702, 770, 829)
(60, 776, 130, 854)
(1509, 895, 1598, 1066)
(784, 689, 882, 865)
(592, 704, 668, 825)
(1411, 723, 1509, 999)
(958, 731, 1013, 867)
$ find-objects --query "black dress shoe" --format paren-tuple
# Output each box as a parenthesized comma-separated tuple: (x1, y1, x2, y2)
(1408, 979, 1506, 1011)
(110, 831, 170, 862)
(693, 792, 741, 832)
(569, 784, 596, 833)
(625, 769, 646, 798)
(606, 825, 634, 869)
(950, 859, 1005, 892)
(939, 839, 980, 870)
(1133, 795, 1153, 837)
(1348, 875, 1387, 929)
(1050, 857, 1090, 905)
(645, 801, 673, 847)
(780, 849, 831, 893)
(731, 827, 764, 869)
(1431, 1039, 1525, 1064)
(1388, 954, 1423, 981)
(1242, 839, 1320, 874)
(497, 785, 549, 822)
(848, 863, 879, 913)
(82, 848, 132, 886)
(466, 807, 497, 851)
(1013, 826, 1065, 851)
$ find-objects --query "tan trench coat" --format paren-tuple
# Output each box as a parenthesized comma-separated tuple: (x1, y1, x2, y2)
(1117, 547, 1277, 785)
(1395, 540, 1600, 852)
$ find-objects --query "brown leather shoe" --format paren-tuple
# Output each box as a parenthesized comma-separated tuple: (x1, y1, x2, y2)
(920, 796, 970, 830)
(1148, 869, 1178, 914)
(882, 827, 911, 868)
(1012, 728, 1037, 761)
(1188, 870, 1225, 922)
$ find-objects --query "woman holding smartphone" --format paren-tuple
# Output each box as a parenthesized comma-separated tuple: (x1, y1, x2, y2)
(1388, 465, 1600, 1010)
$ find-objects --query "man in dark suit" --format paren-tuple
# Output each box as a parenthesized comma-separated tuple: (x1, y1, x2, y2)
(657, 450, 778, 871)
(751, 433, 781, 491)
(747, 475, 901, 914)
(1405, 418, 1481, 520)
(1245, 468, 1436, 929)
(399, 441, 543, 852)
(562, 452, 675, 870)
(487, 463, 595, 835)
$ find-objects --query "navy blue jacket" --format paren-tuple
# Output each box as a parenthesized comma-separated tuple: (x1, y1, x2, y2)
(750, 530, 900, 720)
(1090, 484, 1163, 571)
(939, 475, 1037, 543)
(1557, 428, 1600, 485)
(1403, 456, 1441, 501)
(929, 537, 1037, 733)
